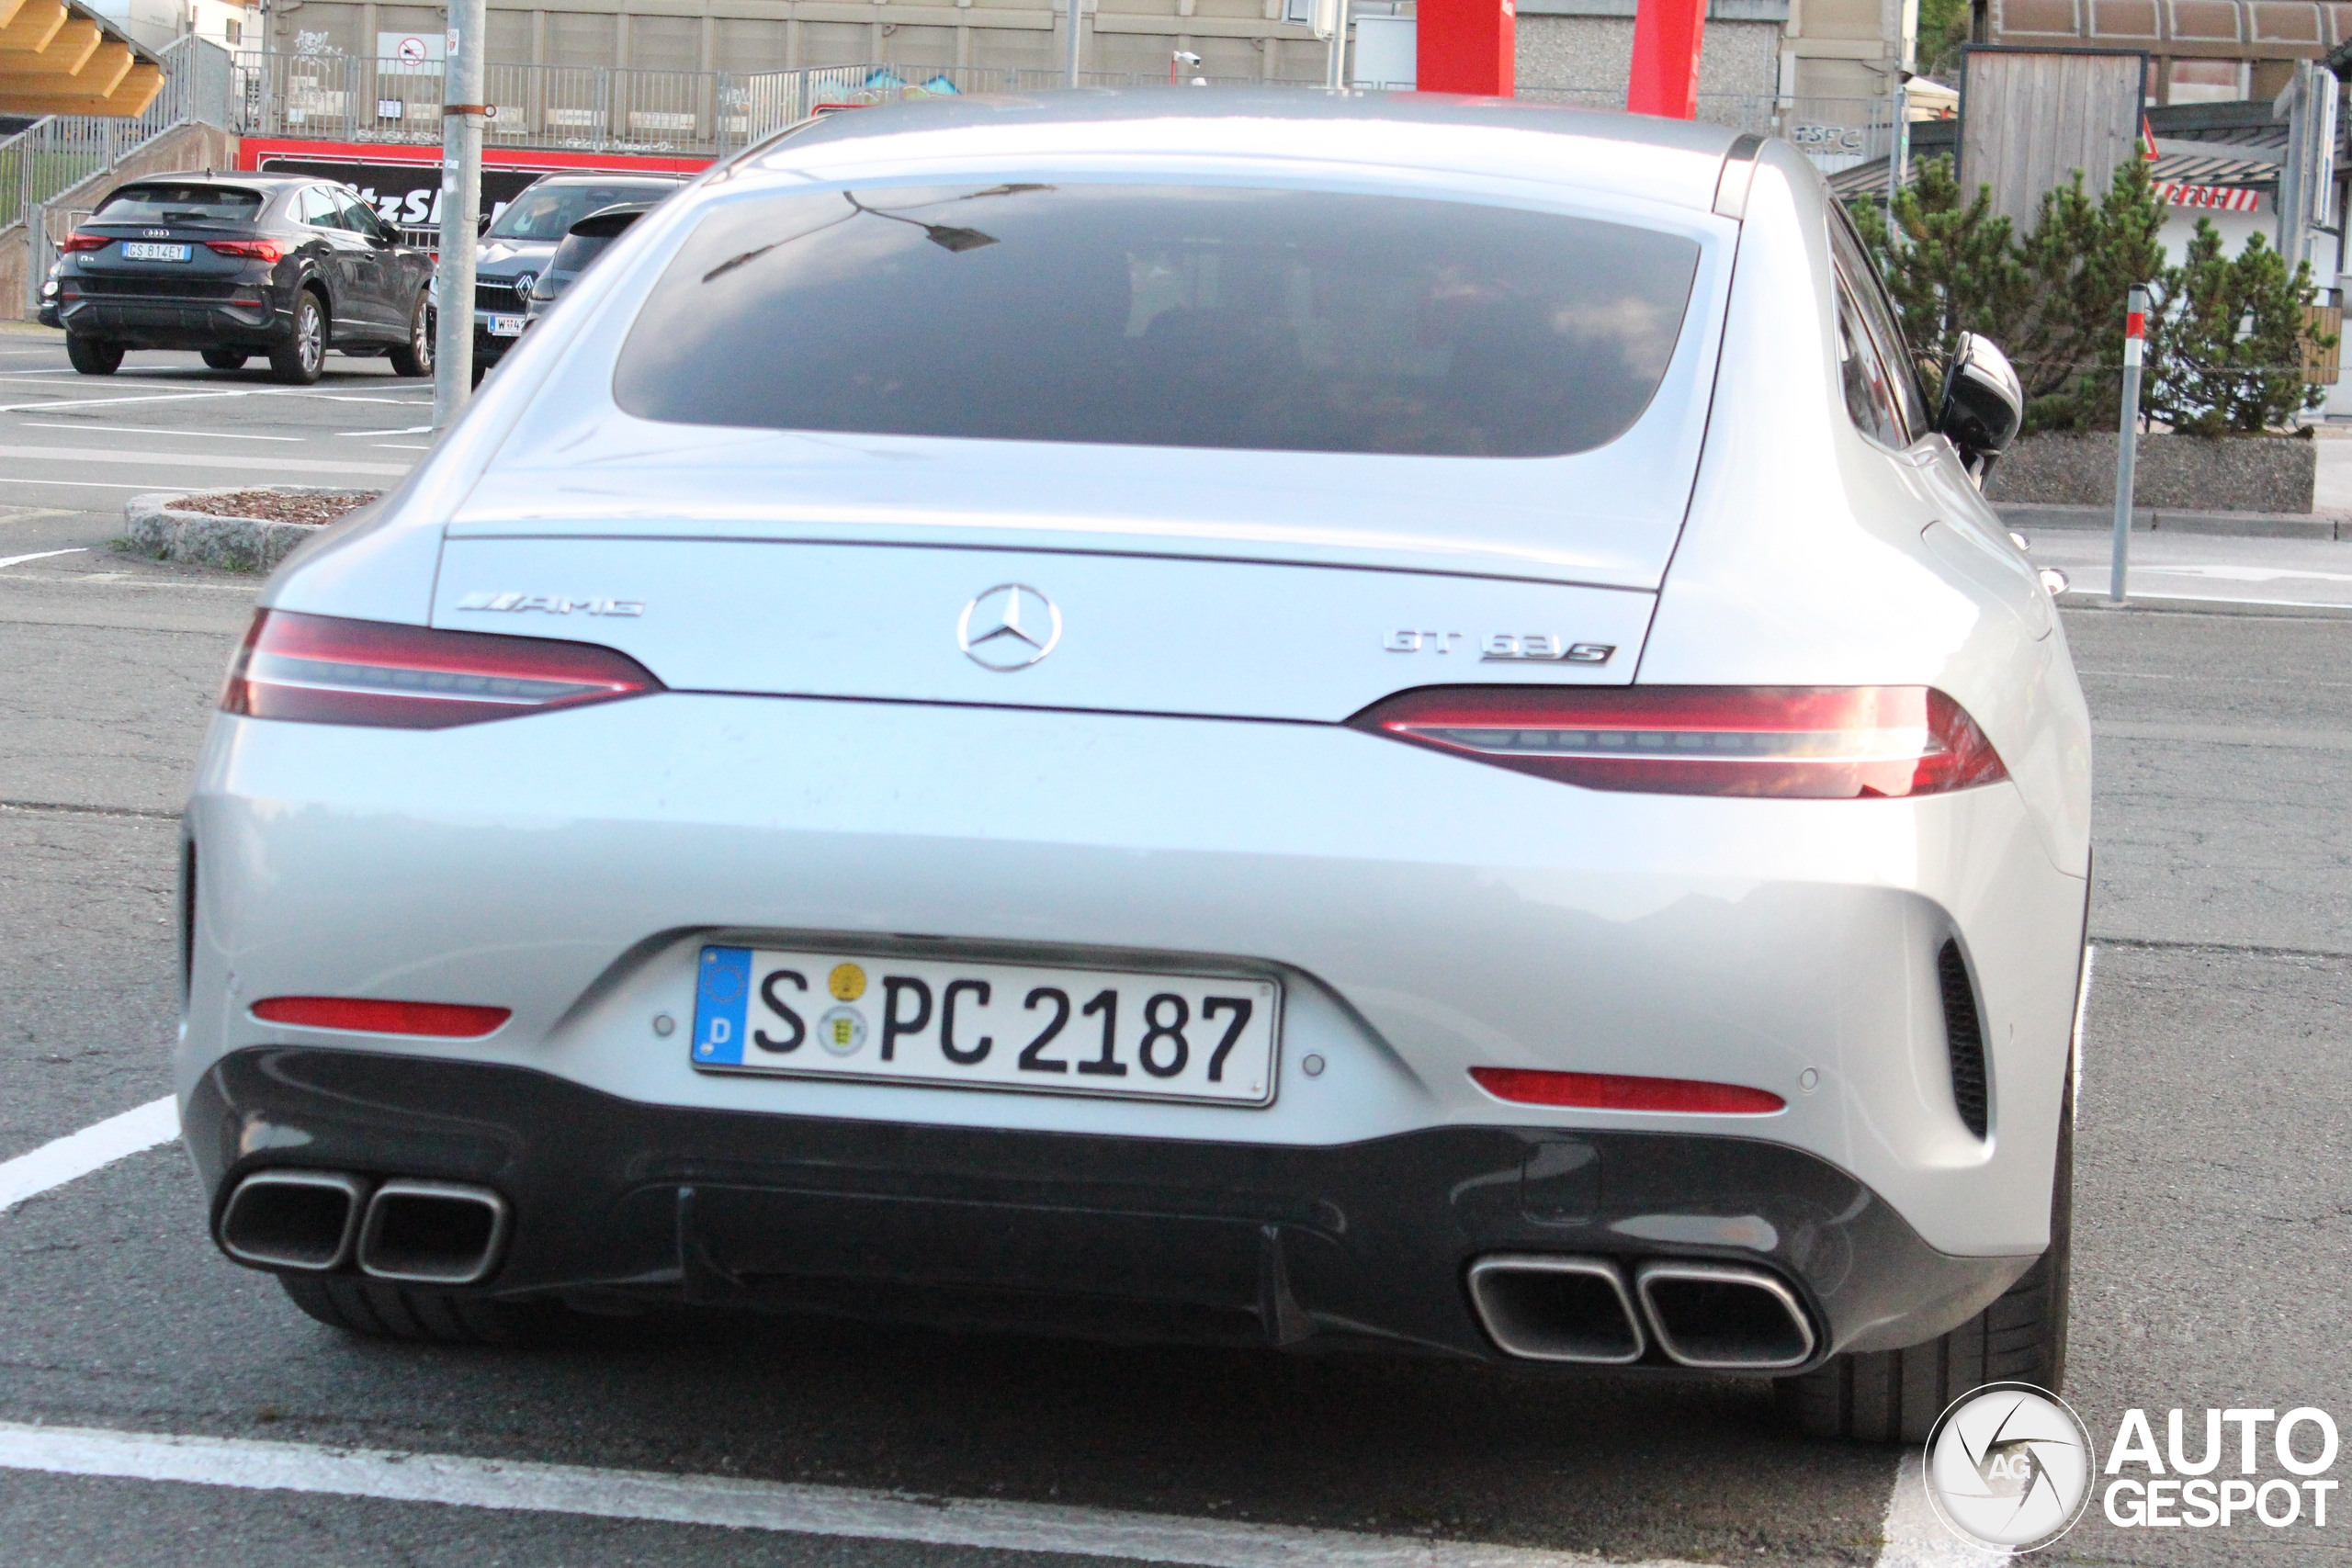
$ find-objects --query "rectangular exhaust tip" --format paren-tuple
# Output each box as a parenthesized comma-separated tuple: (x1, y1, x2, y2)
(219, 1169, 368, 1272)
(1466, 1254, 1646, 1364)
(357, 1179, 511, 1286)
(1634, 1261, 1815, 1370)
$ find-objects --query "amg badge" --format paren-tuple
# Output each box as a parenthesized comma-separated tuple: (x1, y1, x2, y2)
(454, 592, 645, 616)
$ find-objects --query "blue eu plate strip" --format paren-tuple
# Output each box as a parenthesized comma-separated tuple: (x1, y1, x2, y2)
(694, 946, 751, 1066)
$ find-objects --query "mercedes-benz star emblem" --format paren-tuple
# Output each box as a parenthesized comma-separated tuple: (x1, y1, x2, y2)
(957, 583, 1061, 671)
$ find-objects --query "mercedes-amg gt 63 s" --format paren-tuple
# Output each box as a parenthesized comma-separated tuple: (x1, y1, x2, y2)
(178, 92, 2086, 1443)
(58, 172, 434, 384)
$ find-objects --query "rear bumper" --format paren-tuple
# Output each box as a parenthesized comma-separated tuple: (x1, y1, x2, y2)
(188, 1046, 2032, 1363)
(181, 695, 2087, 1261)
(62, 295, 286, 348)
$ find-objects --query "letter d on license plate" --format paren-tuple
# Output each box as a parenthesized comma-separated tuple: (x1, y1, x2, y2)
(691, 945, 1280, 1107)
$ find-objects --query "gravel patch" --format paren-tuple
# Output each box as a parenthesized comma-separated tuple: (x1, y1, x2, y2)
(164, 489, 383, 527)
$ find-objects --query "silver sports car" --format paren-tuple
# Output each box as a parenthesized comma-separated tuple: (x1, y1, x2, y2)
(179, 91, 2088, 1443)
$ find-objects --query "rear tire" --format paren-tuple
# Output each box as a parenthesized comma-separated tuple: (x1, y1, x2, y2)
(201, 347, 248, 371)
(269, 290, 327, 385)
(387, 292, 433, 378)
(277, 1275, 559, 1346)
(66, 335, 122, 376)
(1776, 1066, 2073, 1442)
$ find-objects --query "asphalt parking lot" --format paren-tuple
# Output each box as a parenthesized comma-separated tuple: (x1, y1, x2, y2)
(0, 324, 2348, 1566)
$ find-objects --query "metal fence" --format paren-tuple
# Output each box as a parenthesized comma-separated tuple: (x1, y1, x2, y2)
(0, 37, 233, 223)
(2, 36, 236, 310)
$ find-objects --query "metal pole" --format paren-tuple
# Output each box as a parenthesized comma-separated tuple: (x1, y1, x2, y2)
(1064, 0, 1080, 85)
(2109, 283, 2147, 604)
(1886, 70, 1907, 247)
(433, 0, 486, 430)
(1327, 0, 1350, 88)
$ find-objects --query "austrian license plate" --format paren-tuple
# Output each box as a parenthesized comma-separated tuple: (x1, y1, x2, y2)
(488, 314, 524, 336)
(119, 242, 190, 261)
(691, 946, 1281, 1107)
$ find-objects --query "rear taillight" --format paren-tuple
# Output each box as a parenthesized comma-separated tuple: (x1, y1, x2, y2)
(1348, 686, 2007, 799)
(1470, 1067, 1785, 1114)
(206, 238, 288, 261)
(252, 997, 510, 1037)
(220, 611, 662, 729)
(60, 232, 108, 253)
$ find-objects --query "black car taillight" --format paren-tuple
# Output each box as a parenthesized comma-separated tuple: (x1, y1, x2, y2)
(220, 611, 662, 729)
(60, 232, 108, 253)
(205, 238, 288, 261)
(1348, 686, 2008, 799)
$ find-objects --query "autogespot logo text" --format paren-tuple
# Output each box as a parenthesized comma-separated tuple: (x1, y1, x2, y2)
(1923, 1389, 2344, 1551)
(1924, 1384, 2097, 1552)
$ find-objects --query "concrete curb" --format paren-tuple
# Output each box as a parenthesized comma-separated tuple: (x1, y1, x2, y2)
(124, 487, 372, 573)
(1998, 502, 2350, 540)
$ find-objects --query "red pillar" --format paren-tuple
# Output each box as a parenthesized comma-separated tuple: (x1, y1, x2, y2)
(1626, 0, 1704, 117)
(1417, 0, 1515, 96)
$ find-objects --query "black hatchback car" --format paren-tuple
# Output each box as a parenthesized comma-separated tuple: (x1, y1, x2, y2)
(59, 173, 435, 385)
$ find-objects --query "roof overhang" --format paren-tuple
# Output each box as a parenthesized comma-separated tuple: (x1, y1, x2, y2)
(0, 0, 164, 118)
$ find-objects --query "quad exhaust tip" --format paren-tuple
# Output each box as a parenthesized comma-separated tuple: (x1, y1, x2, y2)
(219, 1170, 511, 1287)
(1465, 1254, 1646, 1364)
(219, 1169, 368, 1272)
(356, 1179, 511, 1286)
(1467, 1254, 1818, 1371)
(1633, 1260, 1816, 1371)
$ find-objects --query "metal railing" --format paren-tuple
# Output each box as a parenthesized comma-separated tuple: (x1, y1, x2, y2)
(3, 36, 236, 310)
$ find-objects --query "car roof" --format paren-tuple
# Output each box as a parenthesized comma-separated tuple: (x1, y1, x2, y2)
(117, 172, 310, 188)
(752, 88, 1747, 213)
(526, 171, 691, 186)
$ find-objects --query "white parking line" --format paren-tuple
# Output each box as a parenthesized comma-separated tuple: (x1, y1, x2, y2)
(0, 1098, 176, 1213)
(0, 1421, 1679, 1567)
(339, 425, 435, 436)
(1871, 1453, 2001, 1567)
(17, 422, 304, 443)
(0, 443, 412, 477)
(0, 547, 85, 570)
(0, 477, 176, 490)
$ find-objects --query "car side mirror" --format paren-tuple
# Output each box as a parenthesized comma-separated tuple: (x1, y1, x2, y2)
(1935, 333, 2024, 483)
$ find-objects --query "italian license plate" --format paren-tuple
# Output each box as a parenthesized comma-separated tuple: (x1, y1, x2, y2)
(120, 242, 190, 261)
(691, 946, 1281, 1107)
(488, 314, 524, 336)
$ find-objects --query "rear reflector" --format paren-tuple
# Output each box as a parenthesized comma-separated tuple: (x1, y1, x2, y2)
(1470, 1067, 1785, 1114)
(1349, 686, 2007, 798)
(220, 611, 662, 729)
(251, 997, 511, 1037)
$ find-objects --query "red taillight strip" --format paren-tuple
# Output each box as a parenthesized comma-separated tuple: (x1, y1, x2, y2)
(205, 238, 288, 261)
(251, 997, 512, 1038)
(60, 232, 108, 253)
(1349, 686, 2007, 799)
(1470, 1066, 1785, 1114)
(221, 611, 662, 729)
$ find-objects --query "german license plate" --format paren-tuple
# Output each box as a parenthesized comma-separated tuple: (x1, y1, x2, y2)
(488, 313, 524, 336)
(119, 242, 190, 261)
(691, 946, 1281, 1107)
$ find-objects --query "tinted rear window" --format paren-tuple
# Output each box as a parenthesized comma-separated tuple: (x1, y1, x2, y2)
(94, 185, 263, 226)
(614, 183, 1702, 458)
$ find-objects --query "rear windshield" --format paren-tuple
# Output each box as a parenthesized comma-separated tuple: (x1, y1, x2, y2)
(491, 183, 677, 241)
(93, 185, 263, 226)
(547, 229, 621, 279)
(614, 183, 1702, 458)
